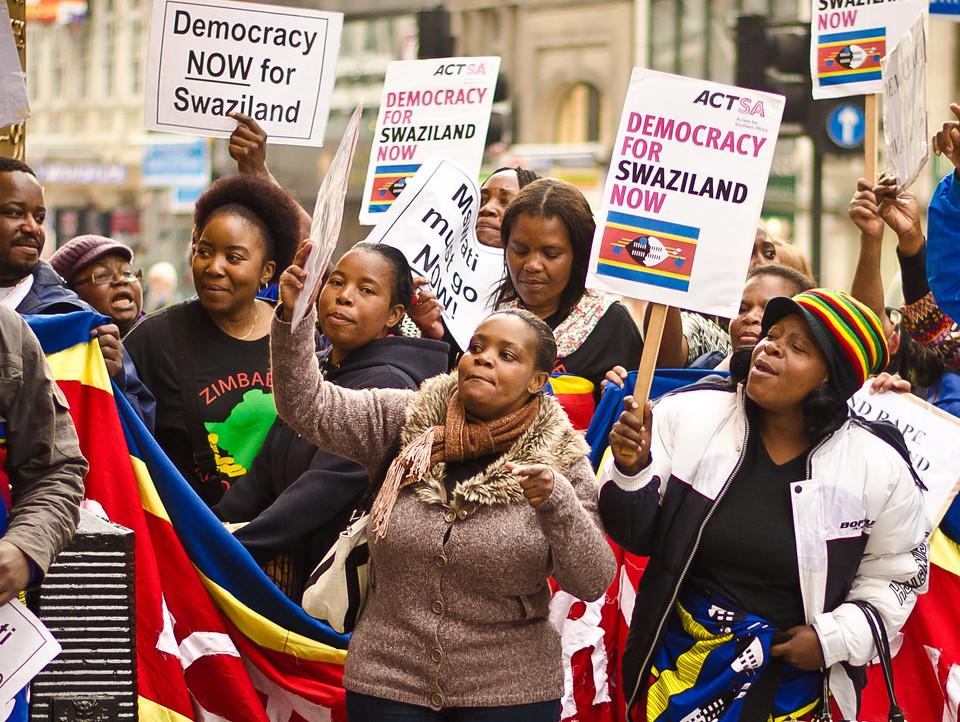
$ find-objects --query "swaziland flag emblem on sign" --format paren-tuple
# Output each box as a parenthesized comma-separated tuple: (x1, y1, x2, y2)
(817, 27, 885, 86)
(367, 163, 420, 214)
(597, 211, 700, 292)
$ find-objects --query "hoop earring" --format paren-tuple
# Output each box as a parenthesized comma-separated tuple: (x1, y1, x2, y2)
(259, 281, 269, 292)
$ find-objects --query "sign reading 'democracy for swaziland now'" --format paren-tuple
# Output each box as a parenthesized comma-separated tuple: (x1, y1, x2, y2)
(810, 0, 926, 99)
(849, 383, 960, 527)
(882, 13, 928, 190)
(359, 57, 500, 225)
(365, 157, 505, 350)
(145, 0, 342, 145)
(586, 69, 784, 318)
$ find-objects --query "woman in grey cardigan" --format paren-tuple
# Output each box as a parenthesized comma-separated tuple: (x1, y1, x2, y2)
(272, 242, 616, 722)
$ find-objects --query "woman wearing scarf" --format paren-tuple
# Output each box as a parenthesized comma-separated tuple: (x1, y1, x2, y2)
(599, 289, 929, 721)
(272, 241, 615, 722)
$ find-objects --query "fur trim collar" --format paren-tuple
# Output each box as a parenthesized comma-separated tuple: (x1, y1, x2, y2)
(400, 372, 590, 511)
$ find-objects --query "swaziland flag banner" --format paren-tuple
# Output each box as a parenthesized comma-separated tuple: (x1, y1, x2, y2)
(27, 312, 349, 722)
(366, 163, 420, 215)
(595, 211, 700, 293)
(816, 28, 885, 87)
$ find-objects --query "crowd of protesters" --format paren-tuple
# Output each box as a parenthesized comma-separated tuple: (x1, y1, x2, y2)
(2, 101, 959, 722)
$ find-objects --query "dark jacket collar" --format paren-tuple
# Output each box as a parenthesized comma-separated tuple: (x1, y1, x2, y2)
(16, 261, 95, 316)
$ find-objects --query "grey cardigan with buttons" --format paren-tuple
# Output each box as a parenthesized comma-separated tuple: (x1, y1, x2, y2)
(271, 309, 615, 709)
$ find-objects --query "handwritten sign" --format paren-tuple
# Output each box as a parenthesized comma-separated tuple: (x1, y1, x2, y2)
(0, 600, 61, 708)
(359, 57, 500, 225)
(145, 0, 342, 145)
(0, 2, 29, 129)
(882, 14, 928, 190)
(810, 0, 925, 99)
(849, 385, 960, 527)
(586, 68, 784, 318)
(365, 157, 504, 349)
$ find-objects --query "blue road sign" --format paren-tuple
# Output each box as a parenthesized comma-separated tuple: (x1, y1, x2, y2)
(930, 1, 960, 21)
(826, 103, 866, 149)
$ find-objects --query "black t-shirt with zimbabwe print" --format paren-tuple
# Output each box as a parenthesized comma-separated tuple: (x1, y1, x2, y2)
(125, 299, 277, 504)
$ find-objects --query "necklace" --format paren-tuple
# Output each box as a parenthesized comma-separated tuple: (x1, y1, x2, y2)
(238, 302, 260, 340)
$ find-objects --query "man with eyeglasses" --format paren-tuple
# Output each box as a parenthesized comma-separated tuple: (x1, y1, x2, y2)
(0, 158, 154, 430)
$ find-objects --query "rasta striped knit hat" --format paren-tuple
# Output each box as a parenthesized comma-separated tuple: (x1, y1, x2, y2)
(760, 288, 889, 400)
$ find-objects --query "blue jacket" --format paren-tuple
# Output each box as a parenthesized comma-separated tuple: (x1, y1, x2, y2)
(16, 261, 156, 431)
(926, 170, 960, 323)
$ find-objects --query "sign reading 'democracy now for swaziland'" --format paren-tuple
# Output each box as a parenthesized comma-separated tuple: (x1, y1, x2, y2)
(810, 0, 926, 100)
(587, 69, 784, 318)
(359, 57, 500, 225)
(145, 0, 342, 145)
(365, 157, 505, 350)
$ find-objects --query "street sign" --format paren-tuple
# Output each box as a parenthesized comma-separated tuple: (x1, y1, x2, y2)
(826, 103, 865, 148)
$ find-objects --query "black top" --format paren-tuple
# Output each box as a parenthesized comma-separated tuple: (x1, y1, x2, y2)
(686, 433, 808, 631)
(545, 301, 644, 399)
(125, 299, 276, 503)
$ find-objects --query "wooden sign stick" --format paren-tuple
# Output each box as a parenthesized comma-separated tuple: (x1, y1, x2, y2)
(631, 302, 669, 416)
(865, 93, 880, 182)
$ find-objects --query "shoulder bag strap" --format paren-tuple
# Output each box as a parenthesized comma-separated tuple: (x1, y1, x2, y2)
(817, 601, 907, 722)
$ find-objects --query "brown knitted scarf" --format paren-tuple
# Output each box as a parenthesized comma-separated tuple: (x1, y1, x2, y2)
(371, 390, 541, 537)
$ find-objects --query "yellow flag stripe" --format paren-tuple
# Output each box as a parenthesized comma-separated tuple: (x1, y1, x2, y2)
(46, 342, 112, 394)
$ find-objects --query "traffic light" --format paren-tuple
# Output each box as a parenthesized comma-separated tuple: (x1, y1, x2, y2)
(417, 9, 455, 59)
(734, 15, 862, 154)
(735, 15, 811, 126)
(486, 72, 511, 147)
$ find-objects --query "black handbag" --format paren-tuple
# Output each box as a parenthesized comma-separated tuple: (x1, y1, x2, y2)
(814, 600, 907, 722)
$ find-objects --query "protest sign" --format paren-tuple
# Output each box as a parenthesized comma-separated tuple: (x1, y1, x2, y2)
(810, 0, 925, 99)
(882, 14, 928, 190)
(586, 68, 784, 318)
(849, 384, 960, 526)
(0, 2, 29, 129)
(291, 104, 363, 331)
(365, 157, 504, 350)
(0, 600, 61, 708)
(145, 0, 341, 145)
(359, 57, 500, 225)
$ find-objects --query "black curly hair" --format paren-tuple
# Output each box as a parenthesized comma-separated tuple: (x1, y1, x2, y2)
(485, 166, 541, 190)
(493, 178, 595, 321)
(193, 175, 303, 283)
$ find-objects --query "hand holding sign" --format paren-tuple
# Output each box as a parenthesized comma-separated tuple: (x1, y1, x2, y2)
(291, 103, 364, 331)
(932, 102, 960, 170)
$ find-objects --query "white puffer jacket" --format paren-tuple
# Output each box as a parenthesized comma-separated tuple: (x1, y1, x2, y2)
(600, 384, 931, 718)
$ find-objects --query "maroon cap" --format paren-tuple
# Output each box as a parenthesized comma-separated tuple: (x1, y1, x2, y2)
(49, 235, 134, 282)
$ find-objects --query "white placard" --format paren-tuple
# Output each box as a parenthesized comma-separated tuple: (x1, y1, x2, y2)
(586, 68, 784, 318)
(810, 0, 926, 100)
(359, 57, 500, 225)
(291, 104, 363, 331)
(882, 14, 929, 190)
(0, 2, 29, 129)
(849, 384, 960, 527)
(0, 600, 62, 708)
(365, 156, 504, 350)
(145, 0, 342, 146)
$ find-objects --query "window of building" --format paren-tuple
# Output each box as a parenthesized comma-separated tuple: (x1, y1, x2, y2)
(103, 22, 116, 98)
(555, 82, 602, 144)
(130, 19, 143, 94)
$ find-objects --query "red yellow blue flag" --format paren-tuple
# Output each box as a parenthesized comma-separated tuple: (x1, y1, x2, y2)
(28, 312, 349, 722)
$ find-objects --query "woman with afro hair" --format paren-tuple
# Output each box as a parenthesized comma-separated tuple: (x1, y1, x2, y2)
(126, 174, 304, 505)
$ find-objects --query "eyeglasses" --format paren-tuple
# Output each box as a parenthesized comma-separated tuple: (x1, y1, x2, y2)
(74, 267, 143, 286)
